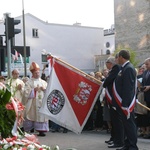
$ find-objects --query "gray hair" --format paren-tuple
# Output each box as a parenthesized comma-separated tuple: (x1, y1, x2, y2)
(106, 56, 116, 65)
(144, 57, 150, 63)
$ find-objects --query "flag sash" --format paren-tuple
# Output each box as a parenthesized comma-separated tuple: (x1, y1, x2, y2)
(105, 88, 112, 104)
(112, 81, 136, 117)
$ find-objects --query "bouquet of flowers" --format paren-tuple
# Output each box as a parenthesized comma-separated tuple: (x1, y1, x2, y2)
(0, 82, 16, 138)
(0, 132, 60, 150)
(0, 82, 59, 150)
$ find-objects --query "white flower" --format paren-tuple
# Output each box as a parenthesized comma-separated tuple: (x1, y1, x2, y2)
(3, 139, 8, 144)
(54, 145, 60, 150)
(41, 145, 51, 150)
(27, 144, 35, 149)
(3, 144, 10, 149)
(9, 142, 13, 146)
(18, 133, 23, 139)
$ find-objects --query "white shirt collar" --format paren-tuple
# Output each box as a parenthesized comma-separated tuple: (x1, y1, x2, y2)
(122, 60, 129, 67)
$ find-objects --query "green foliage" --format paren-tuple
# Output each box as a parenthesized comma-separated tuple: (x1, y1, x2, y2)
(0, 87, 16, 138)
(0, 88, 11, 105)
(113, 47, 139, 67)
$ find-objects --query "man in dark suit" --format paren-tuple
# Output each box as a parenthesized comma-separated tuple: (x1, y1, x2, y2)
(113, 50, 138, 150)
(103, 55, 124, 148)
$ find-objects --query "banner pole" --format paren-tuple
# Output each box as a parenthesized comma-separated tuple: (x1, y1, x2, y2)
(52, 55, 102, 85)
(137, 101, 150, 111)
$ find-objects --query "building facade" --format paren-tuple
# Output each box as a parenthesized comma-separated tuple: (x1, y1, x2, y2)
(0, 13, 105, 76)
(104, 24, 115, 55)
(95, 25, 115, 71)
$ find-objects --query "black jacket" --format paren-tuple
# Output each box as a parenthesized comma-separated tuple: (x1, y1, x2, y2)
(114, 62, 136, 107)
(103, 64, 121, 107)
(142, 70, 150, 102)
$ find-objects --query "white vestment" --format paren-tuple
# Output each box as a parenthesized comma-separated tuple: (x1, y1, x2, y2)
(6, 78, 25, 102)
(24, 77, 48, 122)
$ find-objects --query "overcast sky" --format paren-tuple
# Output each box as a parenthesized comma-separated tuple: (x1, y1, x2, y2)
(0, 0, 114, 29)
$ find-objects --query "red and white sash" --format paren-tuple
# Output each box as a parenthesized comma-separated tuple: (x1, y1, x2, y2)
(105, 88, 112, 104)
(112, 81, 136, 119)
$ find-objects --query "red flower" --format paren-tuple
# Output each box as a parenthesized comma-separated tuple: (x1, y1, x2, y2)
(17, 101, 25, 111)
(13, 98, 25, 111)
(6, 136, 17, 142)
(5, 103, 14, 110)
(25, 134, 39, 144)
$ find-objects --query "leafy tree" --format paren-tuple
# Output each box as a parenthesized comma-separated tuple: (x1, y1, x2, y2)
(113, 47, 139, 67)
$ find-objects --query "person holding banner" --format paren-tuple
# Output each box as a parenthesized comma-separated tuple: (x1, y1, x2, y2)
(23, 62, 49, 136)
(103, 56, 124, 148)
(113, 50, 138, 150)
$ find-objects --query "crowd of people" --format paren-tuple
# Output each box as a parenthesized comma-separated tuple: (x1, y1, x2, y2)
(0, 60, 69, 137)
(0, 50, 150, 150)
(84, 50, 150, 150)
(0, 62, 49, 136)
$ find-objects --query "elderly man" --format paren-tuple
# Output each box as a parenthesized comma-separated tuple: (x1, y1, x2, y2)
(23, 62, 49, 136)
(103, 56, 124, 149)
(6, 69, 25, 102)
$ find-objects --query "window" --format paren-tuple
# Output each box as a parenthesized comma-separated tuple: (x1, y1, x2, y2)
(41, 54, 47, 63)
(106, 42, 110, 48)
(106, 49, 110, 55)
(32, 28, 39, 38)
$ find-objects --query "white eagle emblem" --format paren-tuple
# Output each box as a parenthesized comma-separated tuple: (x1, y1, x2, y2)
(73, 81, 92, 105)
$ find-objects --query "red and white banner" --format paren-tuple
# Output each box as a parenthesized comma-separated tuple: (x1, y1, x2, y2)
(39, 59, 101, 134)
(12, 50, 23, 64)
(15, 50, 19, 60)
(19, 53, 24, 64)
(47, 55, 53, 75)
(12, 50, 18, 61)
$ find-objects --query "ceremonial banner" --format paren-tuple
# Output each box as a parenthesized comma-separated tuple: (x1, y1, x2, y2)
(39, 58, 101, 134)
(12, 50, 23, 64)
(47, 55, 53, 75)
(19, 53, 24, 64)
(11, 50, 18, 61)
(15, 50, 19, 60)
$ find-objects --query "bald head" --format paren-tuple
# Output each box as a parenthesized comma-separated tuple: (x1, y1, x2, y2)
(12, 69, 19, 79)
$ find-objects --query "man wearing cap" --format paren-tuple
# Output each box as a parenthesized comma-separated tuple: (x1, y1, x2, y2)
(23, 62, 49, 136)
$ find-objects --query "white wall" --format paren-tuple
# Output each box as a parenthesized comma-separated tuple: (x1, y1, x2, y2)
(0, 13, 104, 76)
